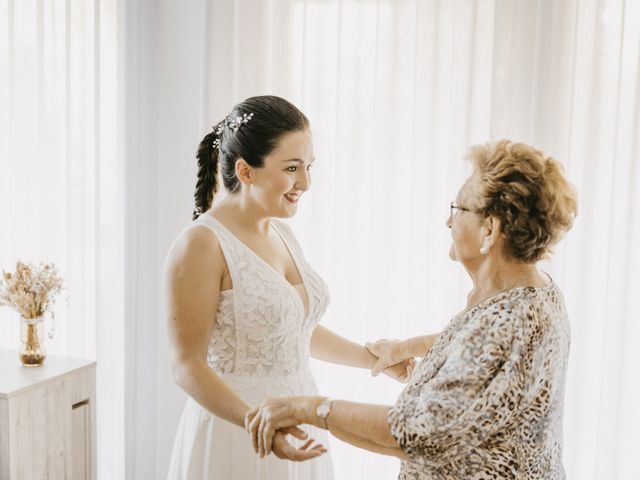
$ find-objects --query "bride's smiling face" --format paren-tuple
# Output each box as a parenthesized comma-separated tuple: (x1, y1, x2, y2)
(243, 129, 315, 218)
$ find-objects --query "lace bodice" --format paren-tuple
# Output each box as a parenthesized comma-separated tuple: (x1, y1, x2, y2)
(192, 214, 330, 377)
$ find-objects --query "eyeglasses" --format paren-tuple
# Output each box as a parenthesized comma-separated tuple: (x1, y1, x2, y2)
(449, 201, 472, 219)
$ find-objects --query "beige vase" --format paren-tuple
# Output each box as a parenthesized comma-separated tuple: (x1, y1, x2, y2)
(19, 315, 47, 366)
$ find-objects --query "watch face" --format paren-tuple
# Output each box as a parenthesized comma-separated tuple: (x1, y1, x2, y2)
(317, 399, 331, 418)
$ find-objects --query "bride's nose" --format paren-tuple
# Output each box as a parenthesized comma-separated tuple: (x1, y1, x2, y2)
(295, 169, 310, 191)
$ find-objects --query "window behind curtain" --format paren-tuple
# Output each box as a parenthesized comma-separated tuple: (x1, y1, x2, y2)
(0, 0, 123, 477)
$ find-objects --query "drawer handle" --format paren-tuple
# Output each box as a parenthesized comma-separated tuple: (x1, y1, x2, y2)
(72, 399, 89, 410)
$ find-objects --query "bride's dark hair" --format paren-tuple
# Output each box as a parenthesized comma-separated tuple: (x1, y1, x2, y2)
(193, 95, 309, 220)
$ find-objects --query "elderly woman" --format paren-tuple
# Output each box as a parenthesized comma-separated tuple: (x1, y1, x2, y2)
(245, 140, 578, 479)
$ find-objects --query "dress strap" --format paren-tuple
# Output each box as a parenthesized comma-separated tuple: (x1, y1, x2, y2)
(271, 219, 306, 261)
(189, 214, 245, 287)
(193, 213, 232, 245)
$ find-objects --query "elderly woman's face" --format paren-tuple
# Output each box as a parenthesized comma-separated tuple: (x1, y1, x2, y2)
(447, 175, 484, 263)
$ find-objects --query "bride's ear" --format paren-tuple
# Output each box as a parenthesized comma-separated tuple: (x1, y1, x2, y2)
(236, 158, 253, 185)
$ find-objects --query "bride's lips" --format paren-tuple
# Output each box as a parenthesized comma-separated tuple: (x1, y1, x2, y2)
(284, 193, 301, 203)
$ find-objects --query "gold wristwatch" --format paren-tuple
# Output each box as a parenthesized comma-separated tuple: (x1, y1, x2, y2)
(316, 398, 332, 430)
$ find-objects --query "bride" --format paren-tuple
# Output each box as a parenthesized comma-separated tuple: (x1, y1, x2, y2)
(164, 95, 412, 479)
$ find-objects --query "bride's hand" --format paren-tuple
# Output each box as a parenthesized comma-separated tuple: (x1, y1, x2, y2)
(245, 397, 326, 458)
(271, 428, 327, 461)
(365, 338, 414, 377)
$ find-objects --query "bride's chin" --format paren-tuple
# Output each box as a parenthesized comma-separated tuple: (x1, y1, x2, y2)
(279, 203, 298, 218)
(270, 208, 297, 219)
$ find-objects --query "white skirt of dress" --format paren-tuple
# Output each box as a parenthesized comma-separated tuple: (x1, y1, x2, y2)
(166, 370, 334, 480)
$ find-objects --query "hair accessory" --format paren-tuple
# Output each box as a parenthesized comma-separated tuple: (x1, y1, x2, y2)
(211, 113, 254, 150)
(227, 112, 254, 133)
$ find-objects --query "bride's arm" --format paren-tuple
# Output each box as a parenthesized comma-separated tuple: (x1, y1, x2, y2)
(165, 225, 251, 427)
(310, 326, 413, 381)
(310, 325, 377, 369)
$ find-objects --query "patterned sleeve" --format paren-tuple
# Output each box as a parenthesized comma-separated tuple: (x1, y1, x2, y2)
(388, 297, 530, 467)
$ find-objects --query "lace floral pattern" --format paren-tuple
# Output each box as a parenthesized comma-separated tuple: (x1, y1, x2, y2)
(196, 216, 329, 377)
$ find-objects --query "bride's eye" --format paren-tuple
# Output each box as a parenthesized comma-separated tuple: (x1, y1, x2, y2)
(286, 166, 297, 172)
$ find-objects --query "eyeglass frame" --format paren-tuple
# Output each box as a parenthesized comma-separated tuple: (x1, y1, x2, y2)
(449, 201, 478, 219)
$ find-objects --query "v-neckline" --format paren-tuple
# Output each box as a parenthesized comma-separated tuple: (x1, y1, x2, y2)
(206, 214, 310, 319)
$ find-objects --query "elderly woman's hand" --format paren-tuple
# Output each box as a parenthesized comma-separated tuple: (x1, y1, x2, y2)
(380, 357, 416, 383)
(365, 338, 414, 377)
(244, 397, 326, 458)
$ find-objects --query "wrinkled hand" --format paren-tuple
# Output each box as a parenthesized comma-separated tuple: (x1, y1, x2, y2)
(381, 357, 416, 383)
(245, 397, 326, 459)
(365, 338, 415, 378)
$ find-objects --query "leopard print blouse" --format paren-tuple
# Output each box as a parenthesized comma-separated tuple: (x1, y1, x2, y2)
(388, 280, 570, 479)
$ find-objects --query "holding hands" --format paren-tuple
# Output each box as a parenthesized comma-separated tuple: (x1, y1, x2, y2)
(366, 334, 438, 377)
(269, 426, 327, 461)
(245, 397, 323, 459)
(366, 338, 415, 378)
(244, 336, 431, 461)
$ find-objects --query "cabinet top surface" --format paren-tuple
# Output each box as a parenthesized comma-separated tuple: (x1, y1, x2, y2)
(0, 348, 96, 398)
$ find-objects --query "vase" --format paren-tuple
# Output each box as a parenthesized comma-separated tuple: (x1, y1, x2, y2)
(19, 315, 47, 366)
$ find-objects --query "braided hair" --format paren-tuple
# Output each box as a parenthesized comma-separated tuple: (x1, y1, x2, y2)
(192, 95, 309, 220)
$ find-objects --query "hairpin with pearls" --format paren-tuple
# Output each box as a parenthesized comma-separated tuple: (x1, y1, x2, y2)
(212, 112, 254, 150)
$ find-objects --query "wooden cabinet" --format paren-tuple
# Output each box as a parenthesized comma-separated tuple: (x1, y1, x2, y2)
(0, 349, 96, 480)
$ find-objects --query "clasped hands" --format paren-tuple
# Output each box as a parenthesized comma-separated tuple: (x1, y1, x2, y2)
(243, 338, 415, 461)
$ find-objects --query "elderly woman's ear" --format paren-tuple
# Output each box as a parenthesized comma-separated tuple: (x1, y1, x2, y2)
(479, 216, 502, 255)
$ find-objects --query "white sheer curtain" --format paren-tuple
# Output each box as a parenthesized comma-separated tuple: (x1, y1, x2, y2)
(0, 0, 123, 478)
(5, 0, 638, 479)
(191, 1, 639, 479)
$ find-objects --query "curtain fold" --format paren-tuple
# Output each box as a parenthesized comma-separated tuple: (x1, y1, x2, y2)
(0, 0, 123, 478)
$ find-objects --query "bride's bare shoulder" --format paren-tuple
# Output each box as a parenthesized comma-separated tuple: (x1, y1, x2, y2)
(165, 223, 223, 273)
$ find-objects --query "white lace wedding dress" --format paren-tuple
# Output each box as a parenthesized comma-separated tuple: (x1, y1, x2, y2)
(167, 214, 334, 479)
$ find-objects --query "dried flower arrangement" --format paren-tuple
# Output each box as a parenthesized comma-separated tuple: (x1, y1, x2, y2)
(0, 261, 64, 318)
(0, 261, 64, 365)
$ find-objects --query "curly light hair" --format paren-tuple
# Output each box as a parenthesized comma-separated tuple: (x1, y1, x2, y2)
(466, 140, 578, 263)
